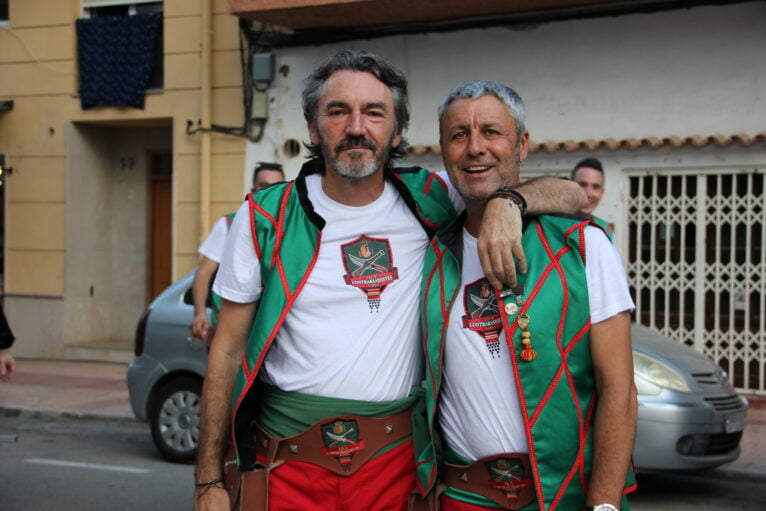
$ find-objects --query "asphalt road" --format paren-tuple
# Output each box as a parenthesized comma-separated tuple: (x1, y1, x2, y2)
(1, 415, 763, 510)
(0, 415, 194, 510)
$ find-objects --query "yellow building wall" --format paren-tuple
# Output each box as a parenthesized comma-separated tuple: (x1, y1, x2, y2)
(0, 0, 247, 357)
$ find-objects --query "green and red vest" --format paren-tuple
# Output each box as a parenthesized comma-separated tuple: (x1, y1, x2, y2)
(417, 213, 636, 510)
(591, 215, 613, 241)
(229, 158, 456, 470)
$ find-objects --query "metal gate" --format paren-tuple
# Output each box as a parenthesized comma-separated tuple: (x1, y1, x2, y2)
(626, 168, 765, 395)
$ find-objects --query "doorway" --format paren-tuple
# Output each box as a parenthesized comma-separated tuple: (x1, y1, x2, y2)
(149, 151, 172, 300)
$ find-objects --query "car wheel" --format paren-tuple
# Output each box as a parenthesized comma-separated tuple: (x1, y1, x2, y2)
(150, 376, 202, 463)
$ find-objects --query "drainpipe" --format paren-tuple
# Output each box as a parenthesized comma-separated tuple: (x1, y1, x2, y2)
(200, 0, 213, 240)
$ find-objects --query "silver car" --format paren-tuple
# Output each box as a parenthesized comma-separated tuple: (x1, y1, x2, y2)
(128, 271, 748, 468)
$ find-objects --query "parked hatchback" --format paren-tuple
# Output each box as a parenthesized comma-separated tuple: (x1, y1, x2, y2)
(128, 271, 748, 468)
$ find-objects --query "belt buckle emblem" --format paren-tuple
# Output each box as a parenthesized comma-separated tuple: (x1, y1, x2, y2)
(320, 419, 366, 471)
(484, 457, 531, 503)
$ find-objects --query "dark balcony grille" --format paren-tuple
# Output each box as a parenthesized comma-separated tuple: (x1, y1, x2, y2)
(704, 395, 744, 411)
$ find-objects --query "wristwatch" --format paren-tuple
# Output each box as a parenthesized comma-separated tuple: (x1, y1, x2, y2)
(585, 505, 619, 511)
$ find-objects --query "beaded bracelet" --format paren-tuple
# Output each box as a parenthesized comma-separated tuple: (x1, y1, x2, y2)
(488, 187, 528, 216)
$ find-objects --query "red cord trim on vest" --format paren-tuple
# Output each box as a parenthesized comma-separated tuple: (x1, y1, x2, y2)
(249, 195, 275, 263)
(500, 305, 545, 510)
(578, 396, 597, 491)
(425, 171, 449, 195)
(422, 239, 445, 406)
(272, 182, 293, 269)
(232, 232, 323, 424)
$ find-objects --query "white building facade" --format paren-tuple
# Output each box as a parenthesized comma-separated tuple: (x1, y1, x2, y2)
(240, 2, 766, 394)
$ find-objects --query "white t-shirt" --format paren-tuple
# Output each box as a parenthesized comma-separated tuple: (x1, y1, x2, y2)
(198, 216, 229, 263)
(213, 174, 430, 402)
(440, 226, 634, 462)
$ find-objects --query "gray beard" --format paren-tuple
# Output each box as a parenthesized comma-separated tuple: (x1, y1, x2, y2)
(331, 150, 380, 180)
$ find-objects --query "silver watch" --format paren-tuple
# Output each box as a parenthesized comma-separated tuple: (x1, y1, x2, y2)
(592, 505, 619, 511)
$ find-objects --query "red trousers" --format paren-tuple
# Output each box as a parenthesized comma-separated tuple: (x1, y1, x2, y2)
(266, 439, 416, 511)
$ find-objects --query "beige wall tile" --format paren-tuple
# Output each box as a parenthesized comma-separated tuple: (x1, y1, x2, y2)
(212, 85, 246, 125)
(165, 53, 202, 90)
(176, 201, 202, 254)
(0, 25, 74, 63)
(6, 202, 65, 250)
(214, 0, 234, 15)
(211, 153, 246, 202)
(0, 61, 75, 96)
(5, 249, 64, 295)
(3, 156, 65, 202)
(164, 15, 201, 54)
(211, 131, 247, 153)
(175, 153, 202, 202)
(8, 0, 74, 28)
(213, 12, 240, 50)
(165, 0, 202, 17)
(212, 51, 242, 88)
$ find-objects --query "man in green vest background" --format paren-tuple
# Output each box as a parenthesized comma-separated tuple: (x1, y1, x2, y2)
(418, 81, 637, 511)
(193, 51, 585, 511)
(571, 158, 614, 237)
(189, 162, 285, 342)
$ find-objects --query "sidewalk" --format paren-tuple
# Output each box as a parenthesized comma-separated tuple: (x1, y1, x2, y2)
(1, 358, 765, 481)
(0, 359, 133, 421)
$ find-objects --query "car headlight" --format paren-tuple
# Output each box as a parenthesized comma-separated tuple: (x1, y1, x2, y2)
(633, 352, 691, 393)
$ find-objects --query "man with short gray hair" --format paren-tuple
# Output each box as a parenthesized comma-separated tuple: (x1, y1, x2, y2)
(418, 80, 637, 511)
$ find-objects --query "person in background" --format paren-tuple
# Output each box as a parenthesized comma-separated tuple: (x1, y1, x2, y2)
(189, 163, 285, 341)
(571, 157, 614, 236)
(251, 161, 286, 193)
(0, 303, 16, 382)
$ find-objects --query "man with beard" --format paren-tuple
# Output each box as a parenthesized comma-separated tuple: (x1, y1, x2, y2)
(194, 53, 585, 511)
(418, 81, 636, 511)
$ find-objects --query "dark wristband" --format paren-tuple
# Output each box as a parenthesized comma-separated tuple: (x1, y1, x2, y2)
(488, 186, 528, 216)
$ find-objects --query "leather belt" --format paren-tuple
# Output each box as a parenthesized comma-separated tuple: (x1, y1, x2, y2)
(253, 409, 412, 476)
(442, 453, 536, 510)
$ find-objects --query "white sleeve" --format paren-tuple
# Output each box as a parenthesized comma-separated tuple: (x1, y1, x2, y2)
(436, 170, 466, 214)
(585, 225, 635, 324)
(212, 201, 263, 303)
(198, 216, 229, 263)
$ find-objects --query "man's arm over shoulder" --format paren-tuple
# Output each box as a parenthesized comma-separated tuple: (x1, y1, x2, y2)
(514, 176, 587, 215)
(477, 176, 587, 289)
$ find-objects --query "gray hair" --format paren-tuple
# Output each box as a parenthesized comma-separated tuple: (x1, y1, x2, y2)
(302, 50, 410, 162)
(438, 80, 526, 135)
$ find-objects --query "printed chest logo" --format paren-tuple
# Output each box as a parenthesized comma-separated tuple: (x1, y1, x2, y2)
(462, 278, 503, 358)
(341, 235, 399, 312)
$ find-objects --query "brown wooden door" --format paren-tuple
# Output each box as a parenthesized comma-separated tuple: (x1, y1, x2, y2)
(149, 152, 172, 300)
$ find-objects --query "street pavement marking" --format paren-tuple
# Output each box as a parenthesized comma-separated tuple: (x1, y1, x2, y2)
(25, 458, 152, 474)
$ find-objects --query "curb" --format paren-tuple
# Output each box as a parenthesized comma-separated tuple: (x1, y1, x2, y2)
(0, 405, 138, 424)
(658, 465, 766, 484)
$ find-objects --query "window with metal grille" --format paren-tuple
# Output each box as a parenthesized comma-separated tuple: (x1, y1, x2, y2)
(627, 169, 765, 395)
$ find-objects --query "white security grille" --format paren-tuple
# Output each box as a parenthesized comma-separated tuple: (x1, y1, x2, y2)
(626, 169, 766, 395)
